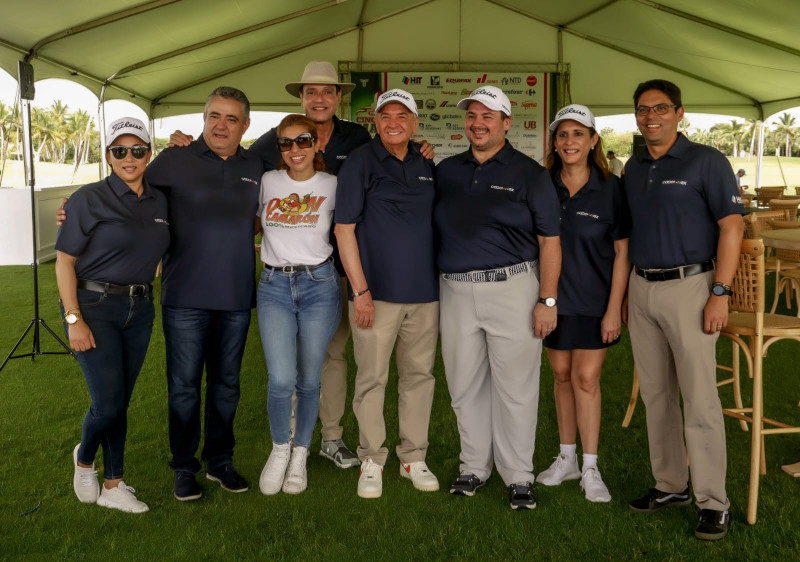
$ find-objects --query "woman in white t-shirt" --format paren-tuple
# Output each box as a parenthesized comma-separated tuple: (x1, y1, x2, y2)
(256, 114, 342, 496)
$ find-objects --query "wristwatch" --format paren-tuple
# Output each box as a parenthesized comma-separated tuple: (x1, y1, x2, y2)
(538, 297, 557, 308)
(64, 309, 81, 325)
(711, 282, 733, 297)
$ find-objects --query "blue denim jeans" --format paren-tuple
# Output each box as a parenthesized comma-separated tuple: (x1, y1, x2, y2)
(162, 306, 251, 474)
(63, 289, 155, 480)
(257, 260, 341, 448)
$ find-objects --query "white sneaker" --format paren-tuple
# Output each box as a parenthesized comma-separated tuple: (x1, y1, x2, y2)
(357, 458, 383, 499)
(72, 443, 99, 504)
(96, 481, 149, 513)
(282, 445, 309, 495)
(536, 454, 581, 486)
(259, 442, 291, 495)
(400, 461, 440, 492)
(581, 467, 611, 503)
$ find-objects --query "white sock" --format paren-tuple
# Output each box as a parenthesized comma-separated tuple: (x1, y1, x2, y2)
(583, 453, 598, 471)
(559, 444, 577, 462)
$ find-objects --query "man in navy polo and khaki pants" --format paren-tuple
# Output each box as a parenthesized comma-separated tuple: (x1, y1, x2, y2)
(435, 86, 562, 510)
(624, 79, 744, 541)
(335, 89, 440, 499)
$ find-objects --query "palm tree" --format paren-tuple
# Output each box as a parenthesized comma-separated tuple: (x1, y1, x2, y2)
(67, 109, 95, 180)
(773, 112, 797, 157)
(49, 100, 70, 163)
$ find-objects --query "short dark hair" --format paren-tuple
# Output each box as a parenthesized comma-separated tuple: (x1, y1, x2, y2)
(607, 150, 615, 156)
(633, 79, 682, 108)
(205, 86, 250, 120)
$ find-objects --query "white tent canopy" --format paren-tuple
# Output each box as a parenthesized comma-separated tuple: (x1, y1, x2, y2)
(1, 0, 799, 120)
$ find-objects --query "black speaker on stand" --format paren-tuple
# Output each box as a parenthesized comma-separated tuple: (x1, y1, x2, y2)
(0, 61, 73, 373)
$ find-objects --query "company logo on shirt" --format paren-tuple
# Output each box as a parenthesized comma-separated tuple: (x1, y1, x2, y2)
(264, 193, 327, 227)
(576, 211, 600, 220)
(418, 176, 434, 182)
(490, 184, 515, 192)
(241, 177, 259, 185)
(154, 218, 170, 225)
(662, 180, 688, 185)
(733, 195, 743, 204)
(337, 155, 347, 160)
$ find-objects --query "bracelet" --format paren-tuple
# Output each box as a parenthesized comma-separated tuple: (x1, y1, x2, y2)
(352, 288, 370, 298)
(63, 307, 80, 316)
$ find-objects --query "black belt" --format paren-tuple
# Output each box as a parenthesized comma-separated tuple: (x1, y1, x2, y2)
(77, 278, 151, 296)
(634, 260, 714, 282)
(265, 258, 331, 273)
(442, 260, 538, 283)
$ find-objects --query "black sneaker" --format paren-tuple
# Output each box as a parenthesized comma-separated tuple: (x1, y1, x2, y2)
(449, 473, 485, 496)
(508, 481, 537, 510)
(695, 509, 730, 541)
(629, 487, 691, 513)
(174, 471, 202, 501)
(206, 463, 249, 493)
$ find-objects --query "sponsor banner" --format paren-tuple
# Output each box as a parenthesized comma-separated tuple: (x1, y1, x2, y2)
(350, 72, 549, 163)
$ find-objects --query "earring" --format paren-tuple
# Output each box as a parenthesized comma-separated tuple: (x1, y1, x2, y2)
(591, 145, 595, 150)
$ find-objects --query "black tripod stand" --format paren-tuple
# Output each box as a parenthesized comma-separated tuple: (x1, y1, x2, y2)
(0, 67, 73, 373)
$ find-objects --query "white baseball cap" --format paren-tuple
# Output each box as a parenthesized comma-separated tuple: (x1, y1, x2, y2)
(375, 88, 418, 116)
(106, 117, 150, 146)
(456, 86, 511, 115)
(549, 104, 596, 132)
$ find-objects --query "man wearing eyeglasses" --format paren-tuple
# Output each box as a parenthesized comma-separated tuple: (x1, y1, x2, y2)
(623, 79, 744, 541)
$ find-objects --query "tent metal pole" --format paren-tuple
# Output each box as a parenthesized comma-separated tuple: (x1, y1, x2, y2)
(756, 121, 765, 189)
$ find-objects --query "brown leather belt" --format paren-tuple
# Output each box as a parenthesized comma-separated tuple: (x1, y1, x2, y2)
(634, 260, 714, 282)
(77, 278, 151, 296)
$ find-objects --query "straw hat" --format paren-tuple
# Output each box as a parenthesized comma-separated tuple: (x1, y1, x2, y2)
(285, 61, 356, 98)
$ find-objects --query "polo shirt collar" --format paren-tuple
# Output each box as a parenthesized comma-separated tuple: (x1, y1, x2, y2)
(553, 166, 604, 196)
(636, 132, 690, 163)
(331, 115, 343, 136)
(107, 171, 154, 199)
(370, 134, 420, 162)
(465, 139, 514, 165)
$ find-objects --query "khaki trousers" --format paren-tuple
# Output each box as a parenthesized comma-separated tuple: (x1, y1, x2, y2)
(628, 270, 730, 511)
(350, 300, 439, 466)
(440, 267, 542, 486)
(319, 277, 351, 441)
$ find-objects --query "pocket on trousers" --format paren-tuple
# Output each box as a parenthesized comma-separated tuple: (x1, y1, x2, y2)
(76, 289, 107, 308)
(308, 262, 337, 283)
(259, 268, 275, 285)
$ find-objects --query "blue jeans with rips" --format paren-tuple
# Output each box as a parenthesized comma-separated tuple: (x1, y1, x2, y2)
(63, 289, 155, 480)
(162, 306, 251, 474)
(257, 260, 341, 448)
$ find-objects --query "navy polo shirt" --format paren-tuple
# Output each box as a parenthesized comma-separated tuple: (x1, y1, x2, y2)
(249, 115, 371, 175)
(55, 173, 170, 285)
(554, 168, 630, 317)
(335, 135, 438, 303)
(434, 141, 560, 273)
(624, 133, 744, 269)
(146, 136, 263, 310)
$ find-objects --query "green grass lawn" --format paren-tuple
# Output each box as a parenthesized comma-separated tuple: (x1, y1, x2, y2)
(1, 262, 800, 559)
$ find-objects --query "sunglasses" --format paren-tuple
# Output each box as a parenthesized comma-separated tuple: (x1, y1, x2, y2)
(107, 145, 150, 159)
(277, 133, 315, 152)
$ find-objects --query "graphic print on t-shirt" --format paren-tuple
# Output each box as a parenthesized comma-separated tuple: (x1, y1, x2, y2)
(264, 193, 327, 227)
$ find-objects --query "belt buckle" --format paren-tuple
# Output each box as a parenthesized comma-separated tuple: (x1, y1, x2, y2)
(129, 284, 146, 297)
(281, 265, 294, 273)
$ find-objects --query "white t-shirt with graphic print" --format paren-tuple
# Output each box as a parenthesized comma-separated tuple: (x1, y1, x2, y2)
(257, 169, 336, 267)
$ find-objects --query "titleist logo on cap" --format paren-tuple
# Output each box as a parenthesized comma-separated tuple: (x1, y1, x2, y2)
(556, 107, 587, 119)
(472, 88, 497, 99)
(379, 90, 412, 103)
(112, 120, 145, 133)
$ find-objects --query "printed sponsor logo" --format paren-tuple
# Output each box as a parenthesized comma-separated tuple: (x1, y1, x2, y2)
(525, 89, 536, 96)
(241, 177, 259, 185)
(555, 106, 587, 120)
(425, 99, 436, 109)
(521, 133, 538, 138)
(451, 134, 463, 140)
(522, 101, 538, 109)
(510, 100, 518, 107)
(446, 78, 472, 83)
(430, 76, 440, 86)
(416, 99, 424, 109)
(154, 218, 170, 225)
(461, 89, 473, 95)
(442, 90, 457, 95)
(501, 77, 522, 85)
(733, 195, 743, 204)
(576, 211, 600, 220)
(402, 76, 422, 85)
(418, 176, 434, 181)
(264, 193, 327, 228)
(490, 184, 515, 192)
(506, 89, 523, 95)
(526, 75, 537, 86)
(112, 120, 145, 134)
(523, 121, 537, 129)
(473, 87, 497, 98)
(440, 101, 453, 107)
(445, 123, 465, 131)
(378, 90, 414, 106)
(662, 180, 688, 185)
(476, 74, 498, 84)
(430, 113, 441, 121)
(442, 114, 462, 120)
(337, 155, 347, 160)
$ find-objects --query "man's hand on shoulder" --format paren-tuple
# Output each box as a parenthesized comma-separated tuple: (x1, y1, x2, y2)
(56, 198, 67, 227)
(169, 130, 193, 148)
(415, 139, 436, 160)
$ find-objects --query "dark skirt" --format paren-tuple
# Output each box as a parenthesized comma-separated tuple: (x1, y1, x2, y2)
(544, 314, 619, 351)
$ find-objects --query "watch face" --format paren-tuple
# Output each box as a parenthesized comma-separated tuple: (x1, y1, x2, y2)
(712, 285, 725, 296)
(65, 313, 78, 325)
(544, 297, 556, 307)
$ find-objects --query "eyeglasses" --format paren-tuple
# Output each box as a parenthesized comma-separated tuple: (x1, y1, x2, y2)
(107, 145, 150, 159)
(277, 133, 315, 152)
(635, 104, 678, 116)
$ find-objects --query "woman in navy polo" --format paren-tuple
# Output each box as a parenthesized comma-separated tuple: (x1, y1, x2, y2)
(536, 104, 630, 503)
(55, 117, 169, 513)
(256, 114, 341, 496)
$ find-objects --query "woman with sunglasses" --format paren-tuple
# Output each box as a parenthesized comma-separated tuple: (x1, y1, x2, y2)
(257, 114, 341, 496)
(55, 117, 169, 513)
(536, 105, 630, 503)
